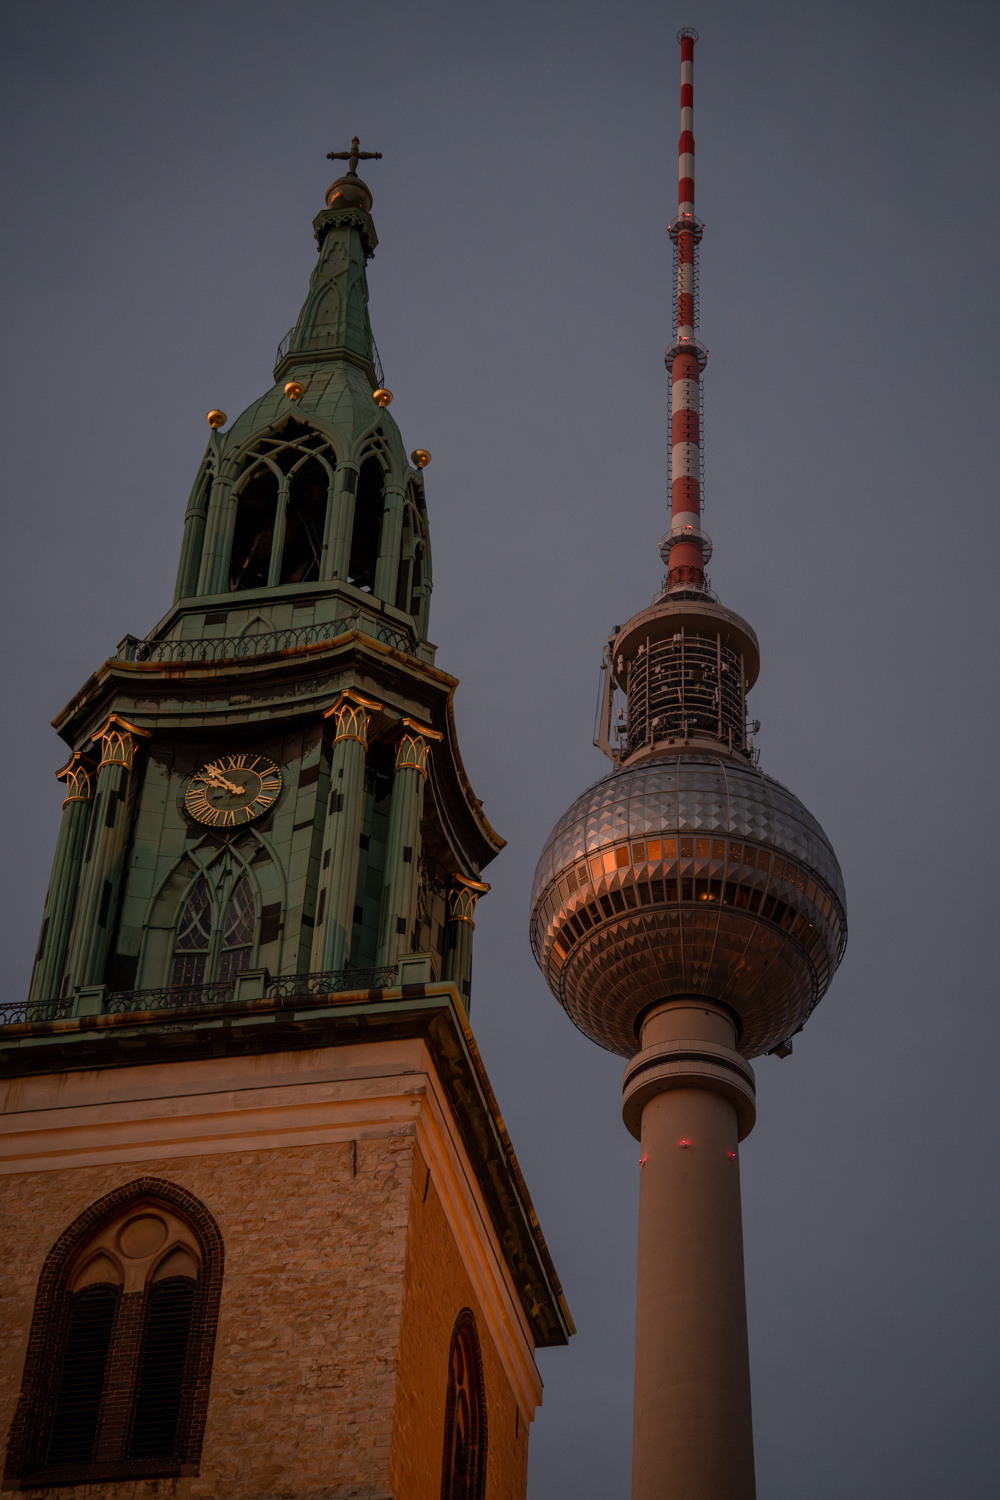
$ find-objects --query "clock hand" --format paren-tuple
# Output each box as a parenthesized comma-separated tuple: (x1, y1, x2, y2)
(205, 769, 246, 795)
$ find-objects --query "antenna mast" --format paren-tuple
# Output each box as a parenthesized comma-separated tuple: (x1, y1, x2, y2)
(661, 27, 711, 595)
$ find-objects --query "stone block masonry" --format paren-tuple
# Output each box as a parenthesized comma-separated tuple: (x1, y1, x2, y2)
(0, 1032, 546, 1500)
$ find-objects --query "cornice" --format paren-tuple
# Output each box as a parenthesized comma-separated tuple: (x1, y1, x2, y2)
(0, 983, 572, 1348)
(311, 205, 379, 257)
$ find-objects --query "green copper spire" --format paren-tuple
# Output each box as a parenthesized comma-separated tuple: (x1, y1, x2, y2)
(277, 138, 383, 386)
(167, 146, 434, 650)
(22, 153, 503, 1058)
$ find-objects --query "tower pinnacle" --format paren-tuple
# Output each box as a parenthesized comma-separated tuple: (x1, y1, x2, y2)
(326, 135, 382, 176)
(325, 135, 382, 212)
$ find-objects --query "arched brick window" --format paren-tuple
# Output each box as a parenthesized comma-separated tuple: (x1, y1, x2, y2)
(440, 1308, 487, 1500)
(4, 1178, 223, 1488)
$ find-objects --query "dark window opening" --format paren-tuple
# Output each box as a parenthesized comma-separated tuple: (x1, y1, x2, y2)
(441, 1310, 487, 1500)
(7, 1189, 224, 1489)
(280, 457, 330, 585)
(229, 465, 278, 591)
(46, 1284, 120, 1466)
(348, 458, 384, 592)
(128, 1278, 196, 1459)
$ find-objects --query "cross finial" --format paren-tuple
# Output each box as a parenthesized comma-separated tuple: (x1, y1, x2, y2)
(326, 136, 382, 177)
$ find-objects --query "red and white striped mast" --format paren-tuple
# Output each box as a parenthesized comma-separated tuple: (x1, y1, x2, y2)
(661, 27, 711, 594)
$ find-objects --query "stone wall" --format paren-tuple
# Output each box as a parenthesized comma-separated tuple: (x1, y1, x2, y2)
(2, 1130, 528, 1500)
(389, 1143, 528, 1500)
(2, 1138, 404, 1500)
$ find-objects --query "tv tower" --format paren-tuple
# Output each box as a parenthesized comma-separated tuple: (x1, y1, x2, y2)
(530, 30, 847, 1500)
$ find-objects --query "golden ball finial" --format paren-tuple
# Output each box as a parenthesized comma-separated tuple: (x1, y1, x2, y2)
(284, 380, 304, 401)
(372, 388, 393, 408)
(411, 449, 431, 469)
(206, 409, 227, 429)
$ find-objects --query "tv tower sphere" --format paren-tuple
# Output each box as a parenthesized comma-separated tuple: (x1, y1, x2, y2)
(530, 30, 847, 1500)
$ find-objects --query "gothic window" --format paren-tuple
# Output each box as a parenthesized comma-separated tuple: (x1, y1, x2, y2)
(348, 456, 385, 592)
(440, 1309, 487, 1500)
(171, 880, 212, 985)
(4, 1182, 222, 1488)
(395, 502, 425, 615)
(279, 455, 330, 584)
(218, 875, 256, 981)
(228, 424, 336, 592)
(229, 463, 279, 591)
(171, 874, 257, 987)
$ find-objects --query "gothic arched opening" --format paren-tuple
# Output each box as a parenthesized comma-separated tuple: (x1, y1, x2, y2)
(348, 456, 385, 592)
(279, 455, 330, 585)
(440, 1309, 488, 1500)
(229, 463, 278, 591)
(3, 1180, 223, 1489)
(171, 873, 258, 987)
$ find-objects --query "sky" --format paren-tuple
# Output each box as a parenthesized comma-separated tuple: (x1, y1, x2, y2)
(2, 0, 999, 1494)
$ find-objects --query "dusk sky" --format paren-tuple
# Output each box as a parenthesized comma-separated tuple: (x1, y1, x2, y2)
(3, 1, 999, 1495)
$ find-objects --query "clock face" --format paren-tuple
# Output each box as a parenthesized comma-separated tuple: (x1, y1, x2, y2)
(185, 754, 282, 828)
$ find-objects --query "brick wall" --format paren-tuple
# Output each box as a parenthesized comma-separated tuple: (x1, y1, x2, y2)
(389, 1145, 528, 1500)
(2, 1134, 527, 1500)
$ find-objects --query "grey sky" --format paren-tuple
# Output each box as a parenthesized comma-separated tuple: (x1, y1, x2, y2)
(3, 1, 999, 1495)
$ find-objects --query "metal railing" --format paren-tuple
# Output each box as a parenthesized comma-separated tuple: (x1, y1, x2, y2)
(275, 327, 384, 389)
(1, 967, 400, 1028)
(121, 612, 415, 665)
(266, 966, 397, 1000)
(0, 997, 73, 1027)
(107, 981, 238, 1014)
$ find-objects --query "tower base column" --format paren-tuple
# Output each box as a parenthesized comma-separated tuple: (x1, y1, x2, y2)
(623, 999, 757, 1500)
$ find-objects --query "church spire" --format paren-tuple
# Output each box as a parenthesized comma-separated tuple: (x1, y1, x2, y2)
(276, 137, 384, 388)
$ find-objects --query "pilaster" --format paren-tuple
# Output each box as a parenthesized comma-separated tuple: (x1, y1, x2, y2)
(28, 757, 94, 1005)
(376, 721, 443, 965)
(62, 717, 150, 994)
(313, 691, 382, 972)
(196, 475, 235, 598)
(324, 464, 359, 581)
(442, 876, 490, 1012)
(173, 460, 211, 604)
(374, 483, 406, 603)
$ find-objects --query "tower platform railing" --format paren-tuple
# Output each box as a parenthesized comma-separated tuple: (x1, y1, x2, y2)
(119, 611, 417, 665)
(274, 326, 384, 389)
(0, 965, 401, 1029)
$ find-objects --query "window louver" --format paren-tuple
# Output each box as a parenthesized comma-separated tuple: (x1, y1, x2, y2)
(46, 1284, 120, 1465)
(128, 1277, 196, 1458)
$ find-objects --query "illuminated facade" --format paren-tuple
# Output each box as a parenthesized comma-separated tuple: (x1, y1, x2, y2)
(0, 146, 571, 1500)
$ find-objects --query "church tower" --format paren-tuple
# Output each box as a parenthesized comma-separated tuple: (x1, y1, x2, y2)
(1, 145, 572, 1500)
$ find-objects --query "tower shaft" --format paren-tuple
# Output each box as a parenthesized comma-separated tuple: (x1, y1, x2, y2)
(625, 1000, 757, 1500)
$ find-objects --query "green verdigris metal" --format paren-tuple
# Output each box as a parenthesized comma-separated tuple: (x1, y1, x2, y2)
(24, 168, 501, 1019)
